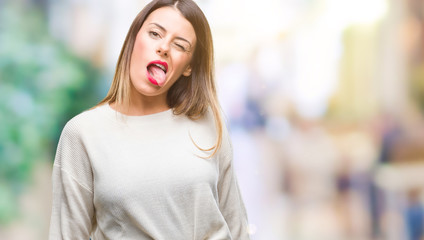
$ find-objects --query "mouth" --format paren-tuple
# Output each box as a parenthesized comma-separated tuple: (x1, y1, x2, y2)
(146, 60, 168, 87)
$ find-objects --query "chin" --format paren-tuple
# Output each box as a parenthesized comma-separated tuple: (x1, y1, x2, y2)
(132, 83, 166, 97)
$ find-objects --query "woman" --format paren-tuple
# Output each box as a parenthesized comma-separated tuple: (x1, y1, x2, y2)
(49, 0, 250, 239)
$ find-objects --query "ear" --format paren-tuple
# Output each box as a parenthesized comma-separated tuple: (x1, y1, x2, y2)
(182, 65, 192, 77)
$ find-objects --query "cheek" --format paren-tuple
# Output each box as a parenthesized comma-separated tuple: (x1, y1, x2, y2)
(133, 33, 151, 58)
(174, 54, 193, 72)
(137, 35, 150, 51)
(130, 37, 150, 74)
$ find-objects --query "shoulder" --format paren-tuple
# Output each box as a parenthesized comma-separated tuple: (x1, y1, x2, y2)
(186, 108, 221, 137)
(60, 104, 106, 139)
(187, 108, 233, 158)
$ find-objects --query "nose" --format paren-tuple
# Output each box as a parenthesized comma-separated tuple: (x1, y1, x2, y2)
(156, 40, 169, 57)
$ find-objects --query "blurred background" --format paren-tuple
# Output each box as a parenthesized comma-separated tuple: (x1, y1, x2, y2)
(0, 0, 423, 239)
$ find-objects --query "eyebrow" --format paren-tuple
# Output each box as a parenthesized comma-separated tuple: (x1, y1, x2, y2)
(149, 23, 192, 48)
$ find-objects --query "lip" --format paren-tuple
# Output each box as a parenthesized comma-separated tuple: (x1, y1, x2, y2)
(146, 60, 168, 86)
(148, 60, 168, 72)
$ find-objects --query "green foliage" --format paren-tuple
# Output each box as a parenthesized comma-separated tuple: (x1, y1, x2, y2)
(0, 2, 102, 224)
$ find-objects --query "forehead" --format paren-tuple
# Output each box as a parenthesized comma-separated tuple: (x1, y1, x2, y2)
(144, 7, 196, 42)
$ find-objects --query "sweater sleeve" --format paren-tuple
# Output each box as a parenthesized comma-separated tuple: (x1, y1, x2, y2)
(49, 120, 96, 240)
(217, 131, 250, 239)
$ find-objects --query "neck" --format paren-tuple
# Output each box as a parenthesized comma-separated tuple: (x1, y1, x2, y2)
(111, 88, 170, 116)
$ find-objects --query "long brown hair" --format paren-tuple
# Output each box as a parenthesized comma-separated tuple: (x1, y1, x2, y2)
(97, 0, 223, 157)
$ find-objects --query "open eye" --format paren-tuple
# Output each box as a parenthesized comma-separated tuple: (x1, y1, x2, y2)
(149, 31, 161, 38)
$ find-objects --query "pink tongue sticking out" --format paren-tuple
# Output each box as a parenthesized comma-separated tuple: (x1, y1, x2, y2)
(148, 65, 166, 86)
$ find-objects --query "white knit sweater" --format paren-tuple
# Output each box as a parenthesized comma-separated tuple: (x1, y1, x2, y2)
(49, 104, 250, 240)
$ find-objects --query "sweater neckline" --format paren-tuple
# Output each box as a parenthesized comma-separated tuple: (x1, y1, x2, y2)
(99, 103, 175, 123)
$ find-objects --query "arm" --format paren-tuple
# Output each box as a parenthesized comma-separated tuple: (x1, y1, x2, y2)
(217, 132, 250, 239)
(49, 120, 95, 239)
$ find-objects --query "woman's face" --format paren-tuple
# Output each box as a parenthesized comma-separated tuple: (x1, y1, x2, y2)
(129, 6, 196, 98)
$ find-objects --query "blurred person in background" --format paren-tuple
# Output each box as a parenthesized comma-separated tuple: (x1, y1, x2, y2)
(405, 188, 424, 240)
(48, 0, 249, 239)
